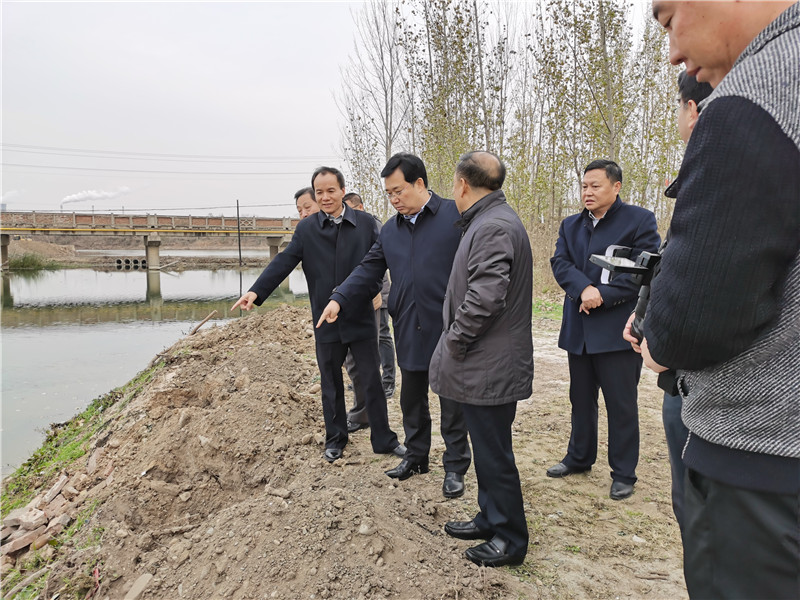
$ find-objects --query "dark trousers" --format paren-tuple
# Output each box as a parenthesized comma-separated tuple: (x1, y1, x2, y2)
(564, 350, 642, 484)
(315, 337, 398, 454)
(662, 392, 689, 533)
(345, 310, 381, 425)
(378, 307, 396, 391)
(399, 369, 471, 473)
(462, 402, 528, 559)
(683, 468, 800, 599)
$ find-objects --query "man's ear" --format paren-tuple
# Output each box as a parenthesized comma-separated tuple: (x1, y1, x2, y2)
(687, 100, 701, 132)
(612, 180, 622, 195)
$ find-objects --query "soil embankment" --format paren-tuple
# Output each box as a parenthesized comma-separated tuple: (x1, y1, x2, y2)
(1, 306, 686, 599)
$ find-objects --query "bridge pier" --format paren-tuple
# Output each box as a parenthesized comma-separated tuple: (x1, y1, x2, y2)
(1, 234, 9, 271)
(144, 234, 161, 270)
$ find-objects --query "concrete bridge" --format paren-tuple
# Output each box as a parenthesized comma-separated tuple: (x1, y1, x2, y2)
(0, 210, 299, 270)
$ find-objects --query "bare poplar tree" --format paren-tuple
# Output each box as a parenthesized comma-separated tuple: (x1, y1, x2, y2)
(338, 1, 409, 218)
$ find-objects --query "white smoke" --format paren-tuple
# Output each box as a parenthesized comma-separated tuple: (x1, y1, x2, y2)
(2, 190, 23, 202)
(60, 186, 131, 208)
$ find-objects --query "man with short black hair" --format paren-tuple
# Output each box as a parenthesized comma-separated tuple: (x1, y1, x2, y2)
(318, 152, 471, 499)
(635, 3, 800, 596)
(547, 159, 660, 500)
(232, 167, 404, 464)
(294, 187, 318, 220)
(431, 150, 532, 567)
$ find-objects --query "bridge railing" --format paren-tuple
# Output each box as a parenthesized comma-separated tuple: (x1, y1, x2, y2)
(0, 211, 299, 232)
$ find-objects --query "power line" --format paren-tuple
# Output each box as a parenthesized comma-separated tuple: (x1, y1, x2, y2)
(3, 148, 331, 164)
(122, 203, 297, 211)
(2, 163, 313, 176)
(1, 143, 339, 162)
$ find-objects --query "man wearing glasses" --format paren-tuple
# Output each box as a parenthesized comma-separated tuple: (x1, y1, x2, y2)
(318, 153, 471, 499)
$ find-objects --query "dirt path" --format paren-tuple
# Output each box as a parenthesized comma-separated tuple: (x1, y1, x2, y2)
(4, 306, 686, 599)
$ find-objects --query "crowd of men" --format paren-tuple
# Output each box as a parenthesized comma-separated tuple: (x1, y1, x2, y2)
(232, 1, 799, 594)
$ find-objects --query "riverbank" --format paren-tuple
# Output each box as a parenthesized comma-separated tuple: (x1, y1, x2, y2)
(6, 239, 269, 270)
(1, 305, 686, 599)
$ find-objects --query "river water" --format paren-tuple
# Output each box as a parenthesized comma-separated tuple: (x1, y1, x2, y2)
(0, 251, 309, 476)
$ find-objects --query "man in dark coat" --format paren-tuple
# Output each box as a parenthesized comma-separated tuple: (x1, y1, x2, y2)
(339, 192, 395, 434)
(430, 151, 532, 567)
(547, 159, 660, 500)
(317, 153, 471, 498)
(630, 3, 800, 597)
(231, 167, 404, 464)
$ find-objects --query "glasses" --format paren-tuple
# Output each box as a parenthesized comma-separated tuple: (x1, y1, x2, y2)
(385, 183, 411, 200)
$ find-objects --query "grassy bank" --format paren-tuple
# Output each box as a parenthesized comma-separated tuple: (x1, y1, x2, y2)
(1, 362, 164, 514)
(6, 253, 62, 271)
(1, 362, 166, 598)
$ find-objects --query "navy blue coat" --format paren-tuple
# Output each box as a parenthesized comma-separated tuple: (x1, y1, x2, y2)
(331, 193, 462, 371)
(551, 197, 660, 355)
(248, 205, 380, 344)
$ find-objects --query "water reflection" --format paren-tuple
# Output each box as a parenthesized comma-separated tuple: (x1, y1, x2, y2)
(0, 265, 310, 475)
(1, 267, 309, 326)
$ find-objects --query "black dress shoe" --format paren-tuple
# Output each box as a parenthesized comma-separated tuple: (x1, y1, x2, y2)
(324, 448, 343, 463)
(610, 480, 634, 500)
(546, 462, 591, 478)
(444, 520, 492, 541)
(347, 420, 369, 433)
(442, 472, 465, 498)
(465, 539, 525, 567)
(384, 458, 429, 480)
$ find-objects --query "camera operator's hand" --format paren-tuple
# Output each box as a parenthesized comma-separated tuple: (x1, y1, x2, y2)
(231, 291, 258, 312)
(316, 300, 341, 328)
(640, 339, 668, 373)
(623, 312, 642, 352)
(579, 285, 603, 314)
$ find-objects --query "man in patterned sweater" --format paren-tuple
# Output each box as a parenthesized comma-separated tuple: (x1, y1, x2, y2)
(639, 3, 800, 597)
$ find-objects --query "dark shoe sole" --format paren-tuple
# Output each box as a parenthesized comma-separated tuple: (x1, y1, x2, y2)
(610, 487, 634, 500)
(546, 466, 591, 478)
(444, 524, 491, 541)
(442, 484, 465, 499)
(397, 464, 429, 481)
(464, 548, 525, 567)
(385, 464, 429, 480)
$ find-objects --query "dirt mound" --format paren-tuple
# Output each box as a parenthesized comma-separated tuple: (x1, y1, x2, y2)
(7, 239, 76, 259)
(3, 306, 687, 599)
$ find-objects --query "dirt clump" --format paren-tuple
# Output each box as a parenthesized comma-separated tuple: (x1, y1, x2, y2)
(7, 239, 76, 260)
(4, 305, 686, 599)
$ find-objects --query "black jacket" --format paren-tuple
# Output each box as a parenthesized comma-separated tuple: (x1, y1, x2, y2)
(249, 205, 380, 344)
(331, 193, 462, 371)
(551, 197, 661, 355)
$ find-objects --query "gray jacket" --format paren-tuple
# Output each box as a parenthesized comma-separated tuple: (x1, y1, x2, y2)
(678, 4, 800, 460)
(429, 189, 533, 405)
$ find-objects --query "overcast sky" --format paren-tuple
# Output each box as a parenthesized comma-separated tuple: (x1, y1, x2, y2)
(2, 1, 361, 218)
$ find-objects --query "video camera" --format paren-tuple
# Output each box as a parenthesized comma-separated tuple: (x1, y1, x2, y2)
(590, 248, 679, 395)
(589, 249, 661, 343)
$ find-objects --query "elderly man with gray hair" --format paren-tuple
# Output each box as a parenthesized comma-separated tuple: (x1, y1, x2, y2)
(430, 151, 533, 568)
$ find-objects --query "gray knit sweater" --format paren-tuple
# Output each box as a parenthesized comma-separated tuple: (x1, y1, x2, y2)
(680, 3, 800, 460)
(646, 2, 800, 486)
